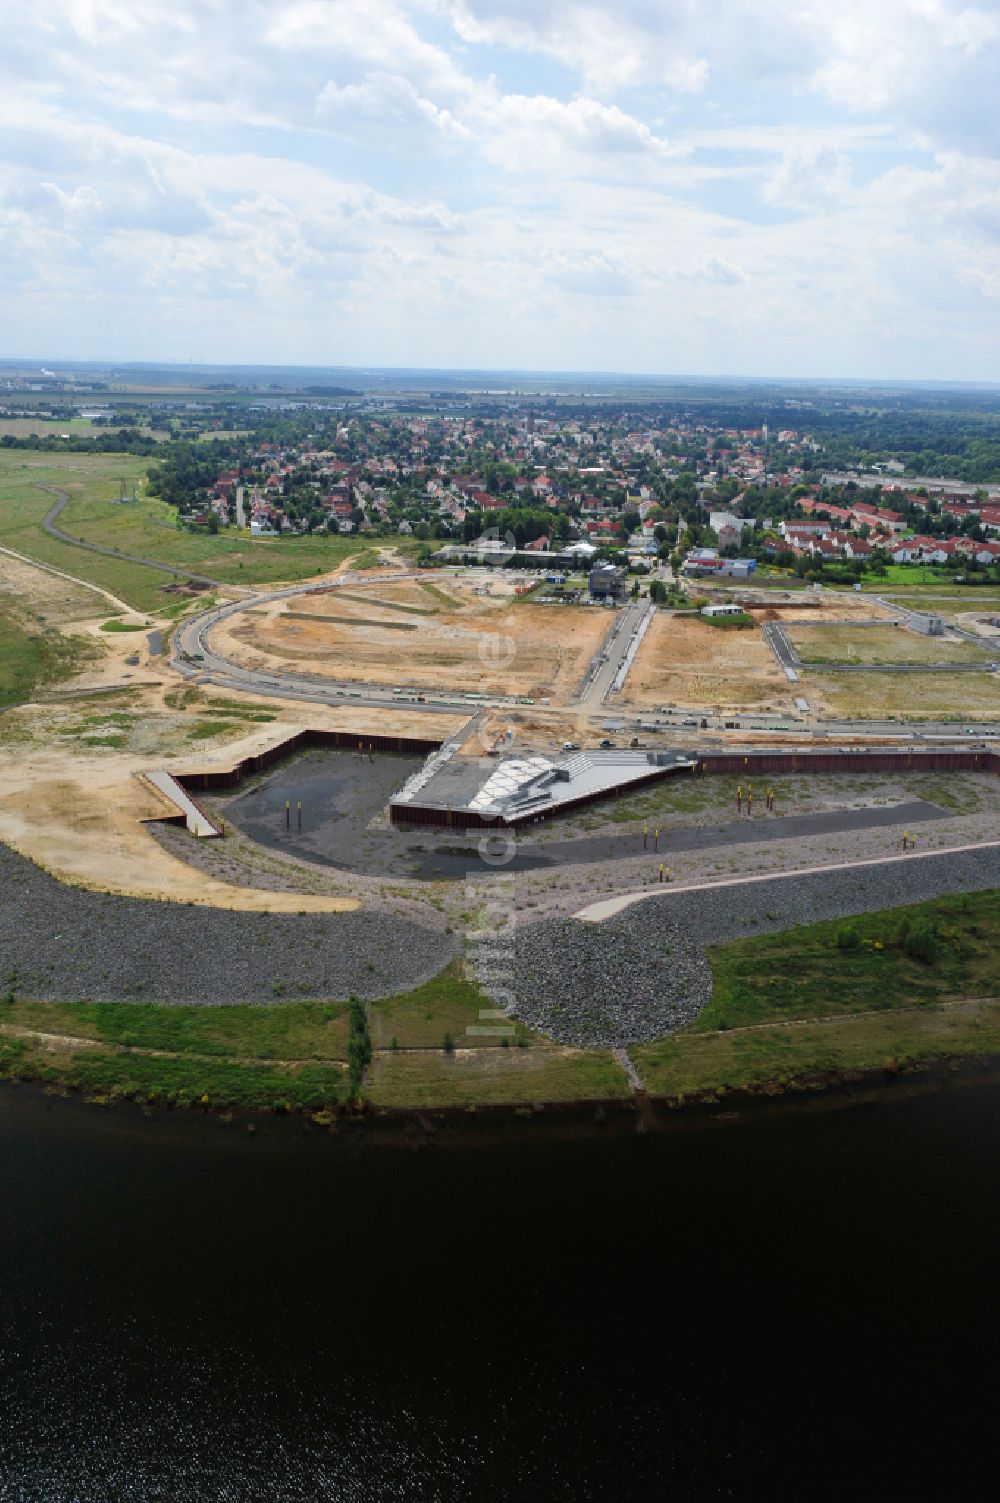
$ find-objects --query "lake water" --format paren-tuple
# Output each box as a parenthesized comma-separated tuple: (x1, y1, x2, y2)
(1, 1077, 998, 1499)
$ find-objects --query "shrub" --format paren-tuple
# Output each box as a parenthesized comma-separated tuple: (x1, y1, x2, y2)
(903, 924, 940, 965)
(835, 925, 860, 951)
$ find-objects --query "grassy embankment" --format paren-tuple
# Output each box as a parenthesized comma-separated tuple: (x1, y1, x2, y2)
(0, 961, 628, 1112)
(634, 889, 1000, 1098)
(2, 893, 1000, 1114)
(0, 451, 407, 615)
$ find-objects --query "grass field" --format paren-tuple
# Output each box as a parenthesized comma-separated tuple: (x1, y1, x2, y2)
(634, 889, 1000, 1098)
(806, 669, 1000, 719)
(0, 958, 623, 1111)
(0, 451, 410, 614)
(788, 623, 995, 665)
(0, 418, 95, 438)
(367, 1048, 629, 1107)
(0, 604, 96, 707)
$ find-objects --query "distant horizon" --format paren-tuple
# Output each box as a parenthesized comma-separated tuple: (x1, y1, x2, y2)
(2, 356, 999, 392)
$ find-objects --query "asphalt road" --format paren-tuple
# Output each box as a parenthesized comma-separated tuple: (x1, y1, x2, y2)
(39, 487, 229, 590)
(169, 574, 1000, 741)
(583, 599, 648, 705)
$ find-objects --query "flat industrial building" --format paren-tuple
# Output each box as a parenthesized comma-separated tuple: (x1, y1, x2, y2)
(389, 746, 697, 828)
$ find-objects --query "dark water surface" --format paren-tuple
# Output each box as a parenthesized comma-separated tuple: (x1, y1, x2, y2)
(2, 1080, 998, 1500)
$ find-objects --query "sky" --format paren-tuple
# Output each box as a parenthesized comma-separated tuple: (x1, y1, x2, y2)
(2, 0, 999, 379)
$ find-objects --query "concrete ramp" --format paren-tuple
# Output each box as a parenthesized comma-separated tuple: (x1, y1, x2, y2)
(140, 771, 222, 838)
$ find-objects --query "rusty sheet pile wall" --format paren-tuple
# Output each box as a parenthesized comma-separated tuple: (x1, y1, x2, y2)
(176, 728, 443, 794)
(697, 749, 1000, 777)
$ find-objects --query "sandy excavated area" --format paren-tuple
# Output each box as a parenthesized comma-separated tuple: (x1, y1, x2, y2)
(622, 614, 791, 711)
(215, 587, 608, 701)
(756, 600, 894, 624)
(0, 699, 466, 909)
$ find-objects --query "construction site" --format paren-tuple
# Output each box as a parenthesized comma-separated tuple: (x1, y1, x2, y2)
(5, 533, 1000, 1113)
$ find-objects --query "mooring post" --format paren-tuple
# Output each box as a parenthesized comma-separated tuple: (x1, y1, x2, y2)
(297, 800, 302, 831)
(285, 799, 290, 830)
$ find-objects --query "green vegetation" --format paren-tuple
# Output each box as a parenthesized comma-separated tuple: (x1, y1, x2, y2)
(0, 451, 381, 613)
(347, 996, 372, 1100)
(0, 604, 97, 707)
(701, 610, 753, 629)
(100, 619, 147, 632)
(419, 581, 463, 609)
(635, 890, 1000, 1099)
(370, 960, 533, 1049)
(367, 1048, 629, 1107)
(0, 995, 351, 1057)
(4, 892, 1000, 1116)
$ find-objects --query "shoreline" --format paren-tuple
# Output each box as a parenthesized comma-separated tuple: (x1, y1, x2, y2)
(5, 1049, 999, 1148)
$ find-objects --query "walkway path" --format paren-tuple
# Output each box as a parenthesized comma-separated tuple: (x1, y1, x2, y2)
(38, 486, 236, 593)
(613, 1047, 643, 1093)
(0, 540, 139, 617)
(573, 837, 1000, 921)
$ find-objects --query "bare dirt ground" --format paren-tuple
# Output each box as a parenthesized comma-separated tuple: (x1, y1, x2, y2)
(0, 548, 121, 625)
(949, 611, 1000, 639)
(621, 614, 791, 711)
(0, 681, 466, 908)
(215, 580, 609, 701)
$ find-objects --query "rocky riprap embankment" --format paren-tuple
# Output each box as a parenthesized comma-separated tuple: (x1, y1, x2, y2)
(0, 842, 455, 1005)
(507, 912, 713, 1047)
(498, 844, 1000, 1047)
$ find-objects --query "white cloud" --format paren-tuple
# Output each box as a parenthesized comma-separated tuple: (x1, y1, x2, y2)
(762, 142, 853, 209)
(316, 72, 472, 141)
(444, 0, 710, 94)
(0, 0, 995, 375)
(480, 94, 678, 173)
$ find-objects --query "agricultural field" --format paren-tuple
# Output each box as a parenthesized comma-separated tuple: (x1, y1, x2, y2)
(0, 417, 95, 438)
(787, 623, 996, 666)
(217, 575, 609, 699)
(621, 612, 790, 711)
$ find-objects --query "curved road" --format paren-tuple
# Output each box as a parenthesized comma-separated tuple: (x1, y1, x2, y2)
(172, 573, 467, 715)
(31, 496, 991, 742)
(39, 486, 234, 592)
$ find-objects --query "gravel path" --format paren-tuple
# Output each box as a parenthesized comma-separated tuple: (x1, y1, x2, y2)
(0, 842, 455, 1005)
(494, 844, 1000, 1047)
(618, 844, 1000, 947)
